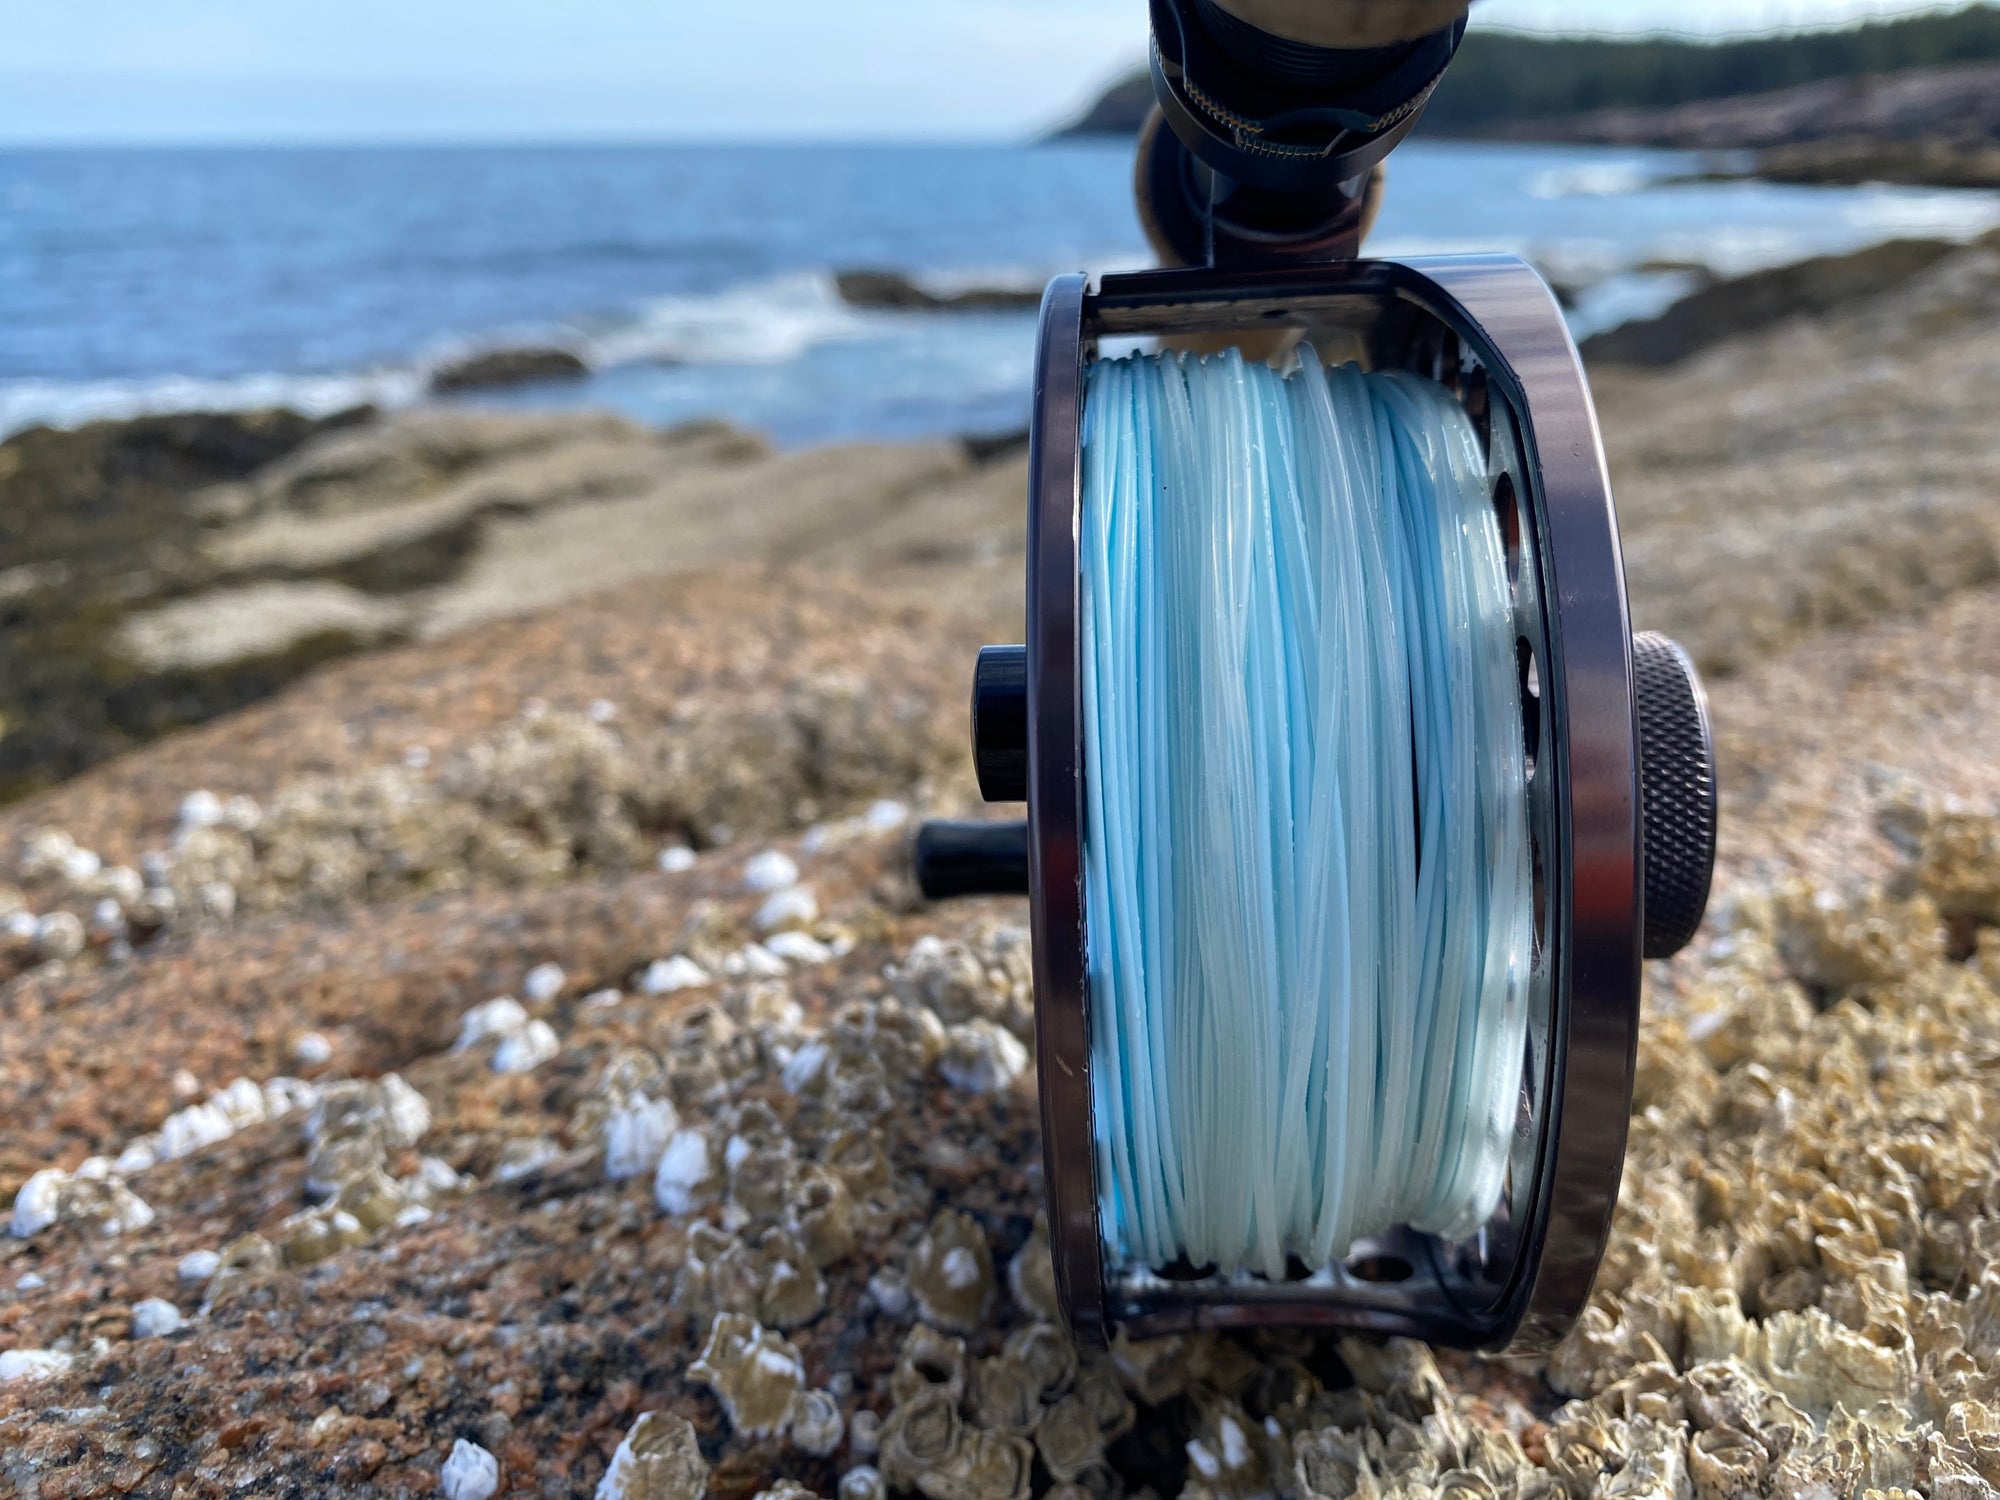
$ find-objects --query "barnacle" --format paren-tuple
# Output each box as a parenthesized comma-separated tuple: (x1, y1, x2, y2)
(573, 1045, 668, 1138)
(456, 996, 531, 1051)
(305, 1074, 432, 1170)
(755, 884, 818, 934)
(1292, 1428, 1369, 1500)
(1181, 1397, 1267, 1500)
(9, 1166, 154, 1238)
(1034, 1394, 1107, 1483)
(829, 1057, 898, 1120)
(937, 1021, 1030, 1094)
(675, 1224, 761, 1323)
(203, 1232, 279, 1310)
(1775, 881, 1945, 995)
(755, 1226, 828, 1329)
(340, 1170, 412, 1236)
(666, 1004, 743, 1103)
(689, 1312, 807, 1438)
(1753, 1308, 1916, 1420)
(655, 1128, 719, 1215)
(822, 1125, 893, 1196)
(278, 1205, 370, 1266)
(1006, 1217, 1060, 1322)
(306, 1125, 387, 1200)
(1072, 1360, 1135, 1444)
(753, 1483, 819, 1500)
(892, 1324, 968, 1408)
(1109, 1328, 1197, 1405)
(493, 1017, 560, 1072)
(968, 1354, 1042, 1436)
(785, 1164, 856, 1266)
(908, 1210, 995, 1331)
(937, 1430, 1035, 1500)
(827, 998, 945, 1083)
(493, 1136, 565, 1182)
(887, 924, 1033, 1040)
(1002, 1322, 1077, 1402)
(130, 1297, 185, 1338)
(838, 1467, 886, 1500)
(1906, 809, 2000, 924)
(743, 849, 800, 893)
(742, 979, 805, 1034)
(730, 1141, 801, 1224)
(878, 1386, 965, 1495)
(604, 1095, 681, 1181)
(594, 1411, 708, 1500)
(850, 1411, 884, 1460)
(1611, 1414, 1693, 1500)
(790, 1388, 847, 1458)
(724, 1099, 800, 1222)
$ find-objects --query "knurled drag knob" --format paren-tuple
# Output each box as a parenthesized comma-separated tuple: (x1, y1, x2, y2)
(1633, 632, 1718, 959)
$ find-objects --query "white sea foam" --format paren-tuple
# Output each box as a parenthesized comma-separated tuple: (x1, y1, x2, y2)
(0, 270, 981, 441)
(1527, 161, 1656, 200)
(585, 270, 874, 368)
(0, 367, 427, 442)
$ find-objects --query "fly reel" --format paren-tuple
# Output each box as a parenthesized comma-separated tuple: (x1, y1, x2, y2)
(915, 254, 1717, 1352)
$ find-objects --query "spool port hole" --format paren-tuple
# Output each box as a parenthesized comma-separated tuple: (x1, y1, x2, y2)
(1493, 472, 1522, 589)
(1517, 637, 1541, 776)
(1344, 1253, 1416, 1284)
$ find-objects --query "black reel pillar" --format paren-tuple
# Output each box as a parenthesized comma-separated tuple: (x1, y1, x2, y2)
(914, 258, 1719, 1351)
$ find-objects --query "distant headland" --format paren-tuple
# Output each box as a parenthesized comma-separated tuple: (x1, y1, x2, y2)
(1052, 4, 2000, 188)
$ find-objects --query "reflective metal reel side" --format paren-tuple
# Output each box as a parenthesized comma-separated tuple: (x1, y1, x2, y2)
(1025, 258, 1642, 1352)
(1025, 273, 1105, 1344)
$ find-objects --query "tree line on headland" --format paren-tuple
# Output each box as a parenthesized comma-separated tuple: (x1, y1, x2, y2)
(1055, 2, 2000, 138)
(1425, 2, 2000, 132)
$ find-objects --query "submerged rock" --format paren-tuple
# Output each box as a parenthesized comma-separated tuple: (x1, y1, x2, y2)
(834, 270, 1041, 313)
(429, 345, 589, 394)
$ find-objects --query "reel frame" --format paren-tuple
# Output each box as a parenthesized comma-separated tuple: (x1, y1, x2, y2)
(1025, 256, 1642, 1351)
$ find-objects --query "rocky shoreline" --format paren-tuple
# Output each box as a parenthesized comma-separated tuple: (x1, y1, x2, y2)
(2, 504, 1999, 1497)
(1507, 62, 2000, 190)
(0, 406, 1027, 807)
(4, 227, 1995, 810)
(4, 225, 2000, 1497)
(1060, 59, 2000, 189)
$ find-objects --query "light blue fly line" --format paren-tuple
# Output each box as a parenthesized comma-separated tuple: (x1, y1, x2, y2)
(1080, 347, 1532, 1279)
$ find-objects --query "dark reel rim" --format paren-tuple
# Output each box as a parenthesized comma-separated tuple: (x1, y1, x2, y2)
(1024, 255, 1642, 1351)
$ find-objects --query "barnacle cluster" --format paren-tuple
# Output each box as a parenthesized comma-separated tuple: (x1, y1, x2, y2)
(14, 766, 1996, 1498)
(280, 1074, 463, 1266)
(1524, 794, 2000, 1499)
(0, 695, 937, 982)
(887, 924, 1034, 1042)
(8, 1159, 155, 1239)
(562, 795, 2000, 1500)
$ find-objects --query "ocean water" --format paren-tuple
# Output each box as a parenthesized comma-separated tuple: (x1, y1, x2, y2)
(4, 140, 1998, 447)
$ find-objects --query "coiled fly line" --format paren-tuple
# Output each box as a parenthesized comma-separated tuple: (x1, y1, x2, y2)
(1080, 347, 1532, 1277)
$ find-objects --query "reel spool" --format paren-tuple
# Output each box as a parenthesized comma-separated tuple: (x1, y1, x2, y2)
(915, 254, 1717, 1352)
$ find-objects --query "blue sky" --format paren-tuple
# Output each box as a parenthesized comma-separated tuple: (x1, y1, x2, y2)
(0, 0, 1976, 144)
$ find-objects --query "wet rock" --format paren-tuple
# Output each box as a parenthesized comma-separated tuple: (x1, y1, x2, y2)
(429, 345, 589, 395)
(1582, 237, 1965, 368)
(833, 270, 1040, 313)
